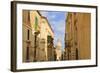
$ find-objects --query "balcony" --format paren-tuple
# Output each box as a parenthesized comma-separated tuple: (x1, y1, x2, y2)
(65, 40, 72, 48)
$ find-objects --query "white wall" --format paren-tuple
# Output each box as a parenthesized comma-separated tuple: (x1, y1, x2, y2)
(0, 0, 99, 73)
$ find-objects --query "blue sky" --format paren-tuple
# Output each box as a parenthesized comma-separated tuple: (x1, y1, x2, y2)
(40, 11, 67, 50)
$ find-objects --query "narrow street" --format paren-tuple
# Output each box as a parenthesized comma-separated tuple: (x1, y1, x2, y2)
(23, 10, 91, 62)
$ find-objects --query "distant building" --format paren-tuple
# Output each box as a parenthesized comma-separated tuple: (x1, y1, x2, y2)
(55, 39, 62, 61)
(22, 10, 54, 62)
(65, 12, 91, 60)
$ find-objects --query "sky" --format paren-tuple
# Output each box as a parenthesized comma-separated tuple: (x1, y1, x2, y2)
(40, 11, 67, 50)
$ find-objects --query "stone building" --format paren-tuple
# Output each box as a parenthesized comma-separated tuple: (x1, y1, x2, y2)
(22, 10, 54, 62)
(30, 10, 41, 62)
(40, 17, 54, 61)
(65, 12, 91, 60)
(23, 10, 35, 62)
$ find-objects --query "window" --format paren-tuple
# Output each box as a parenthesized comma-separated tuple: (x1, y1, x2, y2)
(74, 19, 77, 30)
(75, 42, 77, 45)
(76, 48, 78, 60)
(27, 29, 30, 40)
(28, 11, 30, 22)
(26, 46, 29, 62)
(74, 19, 77, 25)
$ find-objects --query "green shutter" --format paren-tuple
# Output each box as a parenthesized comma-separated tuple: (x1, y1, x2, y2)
(35, 16, 38, 31)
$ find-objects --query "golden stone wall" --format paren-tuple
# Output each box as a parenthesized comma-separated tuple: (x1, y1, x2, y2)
(22, 10, 54, 62)
(65, 12, 91, 60)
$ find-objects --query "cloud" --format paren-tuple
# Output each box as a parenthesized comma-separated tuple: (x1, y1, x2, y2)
(40, 11, 48, 17)
(50, 15, 56, 19)
(40, 11, 56, 20)
(54, 20, 65, 32)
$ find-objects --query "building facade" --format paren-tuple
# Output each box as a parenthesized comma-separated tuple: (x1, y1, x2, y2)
(23, 10, 35, 62)
(65, 12, 91, 60)
(23, 10, 54, 62)
(40, 17, 54, 61)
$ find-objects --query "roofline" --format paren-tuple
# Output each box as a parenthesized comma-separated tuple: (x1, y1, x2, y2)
(41, 16, 54, 34)
(36, 10, 42, 17)
(29, 10, 54, 34)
